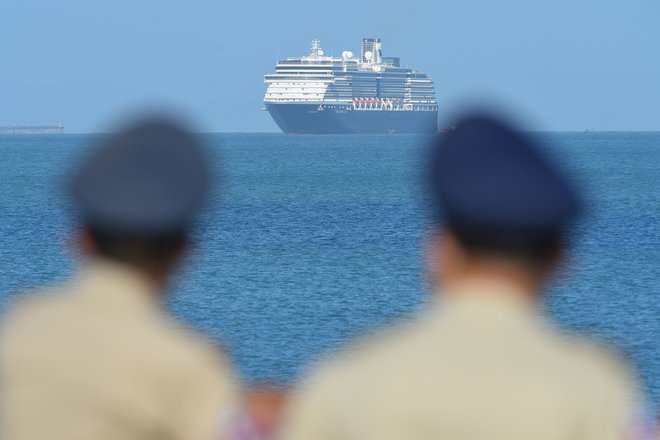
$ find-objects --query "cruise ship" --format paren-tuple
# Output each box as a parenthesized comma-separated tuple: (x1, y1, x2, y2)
(264, 38, 438, 134)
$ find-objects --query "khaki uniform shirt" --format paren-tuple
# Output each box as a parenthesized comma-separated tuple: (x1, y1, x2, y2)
(283, 279, 639, 440)
(1, 259, 237, 440)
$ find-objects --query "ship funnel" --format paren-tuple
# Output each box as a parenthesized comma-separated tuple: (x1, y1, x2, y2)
(361, 38, 382, 64)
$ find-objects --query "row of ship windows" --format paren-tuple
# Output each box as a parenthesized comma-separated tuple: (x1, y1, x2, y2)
(269, 87, 433, 91)
(269, 87, 432, 93)
(269, 88, 433, 93)
(325, 91, 435, 95)
(269, 93, 436, 100)
(269, 95, 434, 100)
(266, 99, 438, 111)
(268, 85, 432, 93)
(329, 89, 433, 93)
(265, 101, 438, 108)
(275, 70, 432, 79)
(272, 79, 432, 85)
(270, 89, 435, 95)
(325, 97, 437, 100)
(268, 90, 435, 96)
(319, 104, 438, 108)
(273, 78, 434, 84)
(267, 100, 438, 107)
(276, 66, 426, 72)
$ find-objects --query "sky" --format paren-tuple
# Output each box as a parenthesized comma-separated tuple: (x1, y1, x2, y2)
(1, 0, 659, 132)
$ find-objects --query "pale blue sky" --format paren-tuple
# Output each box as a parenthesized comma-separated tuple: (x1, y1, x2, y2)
(1, 0, 658, 132)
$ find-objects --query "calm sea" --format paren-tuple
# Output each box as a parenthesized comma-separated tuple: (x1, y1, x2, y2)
(0, 133, 658, 413)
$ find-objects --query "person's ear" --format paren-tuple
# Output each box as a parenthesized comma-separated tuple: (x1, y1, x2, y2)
(164, 232, 189, 271)
(426, 227, 464, 288)
(541, 241, 565, 280)
(68, 227, 97, 257)
(426, 227, 468, 291)
(424, 229, 443, 290)
(174, 233, 188, 260)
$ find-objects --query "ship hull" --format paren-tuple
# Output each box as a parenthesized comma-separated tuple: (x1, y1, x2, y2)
(266, 103, 438, 134)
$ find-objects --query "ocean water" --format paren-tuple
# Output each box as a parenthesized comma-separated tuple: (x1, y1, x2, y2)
(0, 133, 658, 413)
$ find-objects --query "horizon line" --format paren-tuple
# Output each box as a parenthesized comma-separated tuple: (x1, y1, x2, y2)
(3, 129, 660, 135)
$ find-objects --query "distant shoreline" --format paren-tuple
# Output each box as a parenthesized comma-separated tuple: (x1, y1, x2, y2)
(0, 125, 64, 135)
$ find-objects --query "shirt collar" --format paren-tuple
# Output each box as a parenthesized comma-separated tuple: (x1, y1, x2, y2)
(433, 278, 545, 331)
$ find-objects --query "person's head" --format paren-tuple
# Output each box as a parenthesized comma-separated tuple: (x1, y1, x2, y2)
(427, 222, 563, 294)
(70, 117, 209, 282)
(78, 227, 187, 279)
(426, 113, 580, 295)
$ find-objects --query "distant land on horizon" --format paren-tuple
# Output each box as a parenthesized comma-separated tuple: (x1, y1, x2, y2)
(0, 124, 64, 135)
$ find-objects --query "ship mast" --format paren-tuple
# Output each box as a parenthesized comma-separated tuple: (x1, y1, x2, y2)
(310, 39, 323, 59)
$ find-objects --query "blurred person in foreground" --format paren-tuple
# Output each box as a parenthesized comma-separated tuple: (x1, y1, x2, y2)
(281, 113, 642, 440)
(0, 119, 239, 440)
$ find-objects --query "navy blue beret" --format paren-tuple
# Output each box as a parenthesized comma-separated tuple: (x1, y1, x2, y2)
(71, 118, 208, 235)
(430, 113, 580, 236)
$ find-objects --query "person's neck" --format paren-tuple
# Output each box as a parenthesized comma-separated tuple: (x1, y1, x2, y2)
(442, 260, 544, 302)
(139, 266, 170, 293)
(89, 256, 169, 298)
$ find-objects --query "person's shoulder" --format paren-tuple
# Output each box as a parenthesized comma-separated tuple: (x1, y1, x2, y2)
(150, 317, 234, 379)
(154, 320, 239, 416)
(2, 285, 72, 332)
(545, 329, 642, 434)
(549, 329, 628, 373)
(296, 312, 434, 399)
(543, 327, 638, 400)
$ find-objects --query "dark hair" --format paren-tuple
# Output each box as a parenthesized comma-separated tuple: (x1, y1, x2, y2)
(87, 227, 187, 274)
(448, 222, 562, 272)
